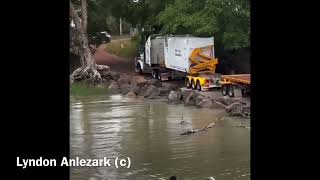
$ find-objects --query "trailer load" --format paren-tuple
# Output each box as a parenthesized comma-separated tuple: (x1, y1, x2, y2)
(135, 34, 221, 90)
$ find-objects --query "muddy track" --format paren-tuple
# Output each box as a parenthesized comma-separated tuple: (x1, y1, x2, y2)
(93, 43, 185, 88)
(93, 44, 134, 73)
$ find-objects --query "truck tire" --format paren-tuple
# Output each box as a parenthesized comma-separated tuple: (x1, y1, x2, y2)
(228, 85, 235, 97)
(241, 88, 245, 97)
(135, 63, 143, 74)
(196, 80, 201, 91)
(221, 85, 228, 96)
(152, 70, 158, 79)
(185, 78, 191, 88)
(157, 73, 162, 81)
(191, 79, 196, 90)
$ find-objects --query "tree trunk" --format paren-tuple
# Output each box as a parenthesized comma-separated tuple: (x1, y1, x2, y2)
(81, 0, 88, 34)
(70, 0, 109, 84)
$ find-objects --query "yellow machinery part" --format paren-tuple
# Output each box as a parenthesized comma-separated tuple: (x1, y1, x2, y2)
(189, 45, 218, 75)
(186, 76, 208, 87)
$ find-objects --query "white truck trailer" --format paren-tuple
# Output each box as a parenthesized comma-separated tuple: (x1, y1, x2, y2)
(134, 34, 221, 91)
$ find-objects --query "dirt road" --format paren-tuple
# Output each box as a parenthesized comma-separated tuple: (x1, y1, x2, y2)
(94, 44, 134, 73)
(92, 40, 186, 89)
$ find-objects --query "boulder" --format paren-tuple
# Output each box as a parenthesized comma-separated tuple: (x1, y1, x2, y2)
(138, 84, 149, 96)
(120, 83, 132, 95)
(143, 85, 160, 98)
(216, 97, 243, 106)
(159, 86, 172, 96)
(108, 80, 120, 94)
(110, 71, 120, 81)
(147, 79, 162, 87)
(184, 91, 196, 106)
(126, 91, 136, 97)
(168, 90, 182, 104)
(211, 100, 226, 109)
(131, 85, 141, 95)
(241, 105, 251, 117)
(181, 88, 194, 102)
(195, 95, 206, 106)
(225, 102, 246, 116)
(131, 76, 148, 87)
(147, 88, 161, 99)
(197, 99, 213, 108)
(96, 64, 111, 79)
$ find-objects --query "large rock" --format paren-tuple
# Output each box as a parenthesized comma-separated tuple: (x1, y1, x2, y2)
(110, 71, 120, 81)
(181, 89, 194, 102)
(143, 85, 160, 98)
(131, 85, 141, 95)
(131, 76, 148, 87)
(211, 100, 226, 109)
(120, 83, 132, 95)
(241, 105, 251, 117)
(216, 97, 243, 106)
(138, 84, 149, 96)
(96, 64, 111, 79)
(168, 90, 182, 104)
(147, 79, 162, 87)
(184, 91, 196, 106)
(108, 80, 120, 94)
(126, 91, 136, 97)
(148, 88, 161, 99)
(159, 86, 172, 96)
(225, 102, 246, 116)
(196, 95, 206, 105)
(197, 99, 212, 108)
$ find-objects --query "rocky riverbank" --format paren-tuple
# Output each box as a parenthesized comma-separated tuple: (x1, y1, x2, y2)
(75, 70, 250, 119)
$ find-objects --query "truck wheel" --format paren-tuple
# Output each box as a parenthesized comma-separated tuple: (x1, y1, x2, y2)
(152, 70, 158, 79)
(241, 88, 245, 97)
(135, 63, 143, 74)
(157, 73, 162, 81)
(185, 78, 191, 88)
(191, 79, 196, 90)
(221, 85, 228, 96)
(196, 80, 201, 91)
(228, 85, 235, 97)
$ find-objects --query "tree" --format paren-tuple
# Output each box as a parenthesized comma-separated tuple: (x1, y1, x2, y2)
(70, 0, 110, 83)
(157, 0, 250, 50)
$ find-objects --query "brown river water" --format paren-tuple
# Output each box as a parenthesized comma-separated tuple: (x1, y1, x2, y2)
(70, 94, 250, 180)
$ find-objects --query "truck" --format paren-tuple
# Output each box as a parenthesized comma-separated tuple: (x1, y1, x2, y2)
(134, 34, 221, 91)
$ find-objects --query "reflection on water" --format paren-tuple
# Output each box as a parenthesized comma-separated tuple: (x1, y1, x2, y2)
(70, 95, 250, 180)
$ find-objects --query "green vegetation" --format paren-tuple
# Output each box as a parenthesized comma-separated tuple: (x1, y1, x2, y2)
(105, 35, 140, 58)
(70, 82, 109, 96)
(157, 0, 250, 50)
(76, 0, 249, 55)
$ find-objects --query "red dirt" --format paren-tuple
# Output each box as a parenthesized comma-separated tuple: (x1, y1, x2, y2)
(93, 44, 134, 73)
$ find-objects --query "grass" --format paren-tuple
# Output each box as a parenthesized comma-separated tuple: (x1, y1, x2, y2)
(105, 35, 140, 58)
(70, 82, 109, 96)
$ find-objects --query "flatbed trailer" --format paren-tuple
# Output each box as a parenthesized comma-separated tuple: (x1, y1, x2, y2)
(220, 74, 250, 97)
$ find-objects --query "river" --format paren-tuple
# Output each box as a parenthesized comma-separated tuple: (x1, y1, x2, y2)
(70, 94, 250, 180)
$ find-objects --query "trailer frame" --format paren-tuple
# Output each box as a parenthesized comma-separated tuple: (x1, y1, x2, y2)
(220, 74, 250, 98)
